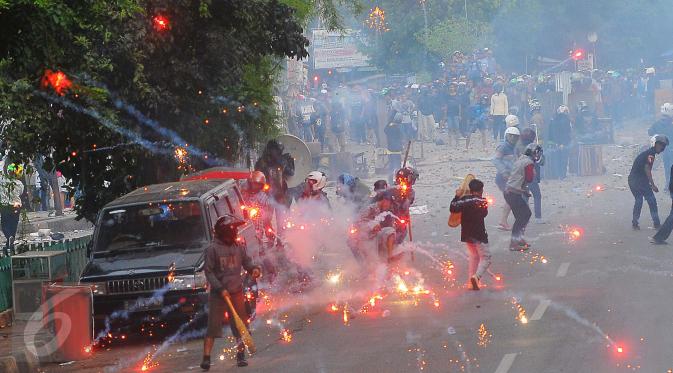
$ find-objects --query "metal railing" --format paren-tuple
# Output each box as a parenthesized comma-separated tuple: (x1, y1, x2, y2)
(0, 235, 92, 313)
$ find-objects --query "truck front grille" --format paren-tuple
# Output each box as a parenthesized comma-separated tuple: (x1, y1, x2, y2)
(107, 276, 168, 295)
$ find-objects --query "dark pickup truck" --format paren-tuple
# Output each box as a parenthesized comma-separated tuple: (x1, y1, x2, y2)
(79, 178, 259, 333)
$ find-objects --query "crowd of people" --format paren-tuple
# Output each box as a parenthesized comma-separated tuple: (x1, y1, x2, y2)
(200, 50, 673, 369)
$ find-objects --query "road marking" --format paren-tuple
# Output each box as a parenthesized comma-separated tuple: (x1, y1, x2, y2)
(556, 262, 570, 277)
(494, 353, 518, 373)
(530, 299, 551, 321)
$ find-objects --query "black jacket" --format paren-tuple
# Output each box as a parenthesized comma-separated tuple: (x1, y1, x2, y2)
(450, 195, 488, 244)
(547, 113, 572, 146)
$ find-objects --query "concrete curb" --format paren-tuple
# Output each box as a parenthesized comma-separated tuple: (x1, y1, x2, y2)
(0, 349, 39, 373)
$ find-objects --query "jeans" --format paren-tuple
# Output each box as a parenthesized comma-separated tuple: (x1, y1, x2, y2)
(629, 182, 660, 226)
(466, 241, 491, 280)
(505, 192, 531, 241)
(1, 206, 20, 255)
(492, 115, 505, 140)
(528, 181, 542, 219)
(653, 200, 673, 242)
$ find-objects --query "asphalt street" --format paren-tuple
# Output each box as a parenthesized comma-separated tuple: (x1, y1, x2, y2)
(41, 123, 673, 373)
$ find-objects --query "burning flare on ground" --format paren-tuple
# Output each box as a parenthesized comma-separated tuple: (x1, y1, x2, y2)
(140, 352, 159, 371)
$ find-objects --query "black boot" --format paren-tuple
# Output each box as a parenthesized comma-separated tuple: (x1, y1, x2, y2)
(236, 351, 248, 367)
(200, 356, 211, 371)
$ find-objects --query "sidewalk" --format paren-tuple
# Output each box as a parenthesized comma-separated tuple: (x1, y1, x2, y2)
(0, 319, 45, 373)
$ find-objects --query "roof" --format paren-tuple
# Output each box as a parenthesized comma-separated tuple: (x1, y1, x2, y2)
(181, 167, 250, 182)
(106, 179, 232, 207)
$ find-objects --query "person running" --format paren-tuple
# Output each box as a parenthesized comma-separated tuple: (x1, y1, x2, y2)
(450, 178, 491, 290)
(202, 215, 261, 370)
(493, 126, 520, 230)
(505, 143, 542, 251)
(628, 135, 668, 230)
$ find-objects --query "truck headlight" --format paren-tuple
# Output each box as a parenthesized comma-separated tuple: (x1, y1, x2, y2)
(168, 272, 207, 290)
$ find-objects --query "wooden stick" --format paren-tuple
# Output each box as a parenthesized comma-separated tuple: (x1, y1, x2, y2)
(224, 294, 256, 353)
(401, 140, 414, 261)
(402, 140, 412, 167)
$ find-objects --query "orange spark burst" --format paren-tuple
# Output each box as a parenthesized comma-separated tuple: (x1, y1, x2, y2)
(281, 329, 292, 342)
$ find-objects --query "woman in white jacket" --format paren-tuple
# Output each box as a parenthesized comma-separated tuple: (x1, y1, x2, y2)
(490, 86, 509, 141)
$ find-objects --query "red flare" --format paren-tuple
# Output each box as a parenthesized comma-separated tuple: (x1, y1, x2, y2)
(152, 15, 170, 31)
(41, 69, 72, 96)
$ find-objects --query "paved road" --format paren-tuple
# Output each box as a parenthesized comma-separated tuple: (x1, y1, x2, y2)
(39, 125, 673, 372)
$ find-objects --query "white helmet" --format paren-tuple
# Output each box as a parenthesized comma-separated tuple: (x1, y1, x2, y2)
(504, 127, 520, 136)
(661, 103, 673, 116)
(306, 171, 327, 191)
(557, 105, 569, 114)
(505, 114, 520, 127)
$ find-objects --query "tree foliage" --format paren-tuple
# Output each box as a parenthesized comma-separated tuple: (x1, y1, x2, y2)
(421, 18, 494, 61)
(0, 0, 310, 221)
(361, 0, 673, 73)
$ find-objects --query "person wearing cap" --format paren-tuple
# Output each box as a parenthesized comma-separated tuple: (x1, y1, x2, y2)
(201, 215, 261, 370)
(628, 135, 668, 230)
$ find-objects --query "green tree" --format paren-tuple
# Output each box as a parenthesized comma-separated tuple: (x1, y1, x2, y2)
(421, 18, 494, 62)
(0, 0, 310, 221)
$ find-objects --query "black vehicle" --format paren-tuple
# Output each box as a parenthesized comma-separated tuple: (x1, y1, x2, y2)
(79, 178, 260, 333)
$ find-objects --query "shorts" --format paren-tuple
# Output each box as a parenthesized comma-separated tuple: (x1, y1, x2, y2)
(206, 290, 248, 338)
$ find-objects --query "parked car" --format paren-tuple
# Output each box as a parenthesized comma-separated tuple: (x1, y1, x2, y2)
(79, 177, 260, 333)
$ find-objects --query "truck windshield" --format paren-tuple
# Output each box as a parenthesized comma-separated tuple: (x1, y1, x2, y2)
(95, 201, 207, 253)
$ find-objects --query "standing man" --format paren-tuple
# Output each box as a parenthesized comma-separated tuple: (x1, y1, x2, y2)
(505, 144, 542, 251)
(449, 179, 490, 290)
(628, 135, 668, 230)
(493, 126, 520, 231)
(330, 97, 347, 152)
(202, 215, 261, 370)
(546, 105, 572, 180)
(648, 103, 673, 186)
(384, 114, 404, 183)
(489, 86, 509, 141)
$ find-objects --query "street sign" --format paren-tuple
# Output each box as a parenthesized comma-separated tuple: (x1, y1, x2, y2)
(311, 29, 371, 70)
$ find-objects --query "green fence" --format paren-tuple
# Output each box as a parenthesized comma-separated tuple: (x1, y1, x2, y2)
(0, 256, 10, 314)
(0, 235, 92, 313)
